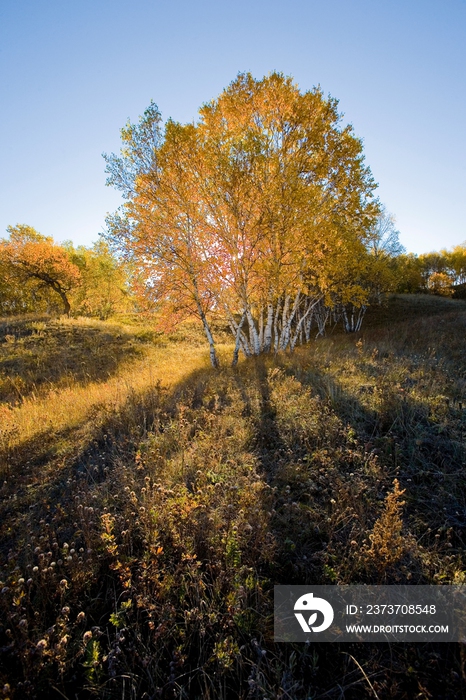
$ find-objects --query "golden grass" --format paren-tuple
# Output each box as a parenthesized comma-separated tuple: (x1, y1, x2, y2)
(1, 300, 466, 699)
(1, 320, 234, 474)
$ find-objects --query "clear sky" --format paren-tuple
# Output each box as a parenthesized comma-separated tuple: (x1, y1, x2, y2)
(1, 0, 465, 255)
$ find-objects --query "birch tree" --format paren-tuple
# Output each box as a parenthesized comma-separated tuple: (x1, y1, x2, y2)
(104, 113, 221, 367)
(104, 73, 379, 364)
(67, 241, 133, 319)
(363, 206, 405, 303)
(192, 73, 379, 354)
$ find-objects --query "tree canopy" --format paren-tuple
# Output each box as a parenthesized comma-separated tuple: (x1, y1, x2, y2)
(394, 244, 466, 297)
(0, 225, 82, 316)
(0, 227, 133, 318)
(104, 72, 381, 365)
(67, 240, 132, 319)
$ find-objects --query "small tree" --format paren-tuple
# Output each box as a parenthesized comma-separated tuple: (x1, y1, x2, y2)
(394, 253, 424, 293)
(427, 271, 454, 296)
(365, 206, 405, 303)
(366, 206, 405, 258)
(418, 251, 449, 292)
(442, 244, 466, 286)
(67, 240, 132, 319)
(0, 225, 81, 316)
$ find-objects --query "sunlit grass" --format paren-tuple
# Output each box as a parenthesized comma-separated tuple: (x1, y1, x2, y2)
(0, 315, 234, 474)
(1, 300, 466, 698)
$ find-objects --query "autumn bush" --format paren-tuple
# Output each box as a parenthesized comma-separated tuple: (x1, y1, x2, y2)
(1, 295, 466, 698)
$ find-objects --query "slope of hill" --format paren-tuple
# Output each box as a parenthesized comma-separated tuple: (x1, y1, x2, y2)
(1, 296, 465, 699)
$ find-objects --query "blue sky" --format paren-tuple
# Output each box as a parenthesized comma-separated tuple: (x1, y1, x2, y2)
(1, 0, 465, 255)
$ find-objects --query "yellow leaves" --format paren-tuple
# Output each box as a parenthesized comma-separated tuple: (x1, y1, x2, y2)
(106, 72, 378, 349)
(367, 479, 411, 572)
(1, 225, 82, 314)
(427, 272, 454, 296)
(100, 512, 115, 536)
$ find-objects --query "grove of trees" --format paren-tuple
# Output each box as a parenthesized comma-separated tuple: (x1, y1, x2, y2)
(395, 246, 466, 297)
(0, 226, 132, 318)
(104, 72, 384, 367)
(0, 225, 81, 316)
(2, 73, 463, 350)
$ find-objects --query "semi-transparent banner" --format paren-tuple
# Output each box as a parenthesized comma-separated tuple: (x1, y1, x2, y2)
(274, 586, 466, 642)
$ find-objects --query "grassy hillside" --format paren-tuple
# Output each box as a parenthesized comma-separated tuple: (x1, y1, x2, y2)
(1, 296, 466, 699)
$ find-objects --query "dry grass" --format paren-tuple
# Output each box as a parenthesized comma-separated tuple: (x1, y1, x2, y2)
(1, 298, 466, 699)
(0, 315, 233, 477)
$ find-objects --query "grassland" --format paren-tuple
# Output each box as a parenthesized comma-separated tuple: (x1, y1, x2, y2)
(1, 295, 466, 699)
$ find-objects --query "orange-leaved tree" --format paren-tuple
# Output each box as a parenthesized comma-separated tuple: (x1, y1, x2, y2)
(0, 225, 82, 316)
(104, 104, 222, 367)
(104, 73, 379, 366)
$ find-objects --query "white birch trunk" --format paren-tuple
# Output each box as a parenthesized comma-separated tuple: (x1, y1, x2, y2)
(304, 304, 313, 342)
(231, 312, 247, 366)
(342, 308, 350, 332)
(258, 306, 264, 351)
(197, 304, 219, 367)
(343, 305, 366, 333)
(191, 278, 219, 367)
(280, 291, 301, 351)
(228, 311, 251, 357)
(263, 299, 274, 352)
(278, 295, 291, 350)
(246, 307, 261, 355)
(273, 297, 282, 353)
(290, 297, 321, 351)
(355, 305, 367, 332)
(315, 300, 330, 338)
(194, 281, 220, 369)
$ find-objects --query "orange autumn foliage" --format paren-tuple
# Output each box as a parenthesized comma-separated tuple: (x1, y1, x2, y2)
(104, 73, 379, 365)
(0, 225, 81, 315)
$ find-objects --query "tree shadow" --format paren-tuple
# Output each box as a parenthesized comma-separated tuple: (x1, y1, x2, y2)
(290, 357, 466, 554)
(0, 351, 464, 700)
(3, 340, 464, 573)
(229, 355, 465, 699)
(0, 316, 157, 404)
(232, 356, 289, 469)
(226, 346, 466, 585)
(0, 361, 219, 556)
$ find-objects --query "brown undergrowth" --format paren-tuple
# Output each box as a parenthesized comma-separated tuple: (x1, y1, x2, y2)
(0, 297, 466, 699)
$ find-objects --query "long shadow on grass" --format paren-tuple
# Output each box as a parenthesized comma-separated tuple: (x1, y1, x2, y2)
(0, 316, 157, 404)
(1, 355, 465, 699)
(0, 361, 218, 558)
(233, 356, 289, 468)
(230, 357, 466, 700)
(291, 357, 466, 552)
(231, 352, 466, 578)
